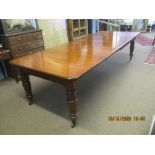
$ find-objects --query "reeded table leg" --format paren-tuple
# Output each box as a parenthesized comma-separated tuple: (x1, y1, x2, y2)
(21, 72, 33, 105)
(65, 80, 78, 128)
(130, 39, 135, 60)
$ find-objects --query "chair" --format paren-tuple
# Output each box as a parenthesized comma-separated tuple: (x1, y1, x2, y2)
(0, 49, 11, 79)
(0, 61, 7, 78)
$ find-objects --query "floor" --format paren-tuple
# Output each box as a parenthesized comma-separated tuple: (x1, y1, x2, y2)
(0, 35, 155, 134)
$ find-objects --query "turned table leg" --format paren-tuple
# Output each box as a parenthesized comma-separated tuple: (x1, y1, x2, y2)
(20, 71, 33, 105)
(65, 80, 78, 128)
(152, 36, 155, 46)
(130, 39, 135, 60)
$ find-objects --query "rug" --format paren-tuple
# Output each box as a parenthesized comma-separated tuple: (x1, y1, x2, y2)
(135, 34, 154, 46)
(145, 47, 155, 64)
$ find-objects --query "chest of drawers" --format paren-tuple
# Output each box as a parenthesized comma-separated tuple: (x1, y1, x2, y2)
(0, 29, 44, 58)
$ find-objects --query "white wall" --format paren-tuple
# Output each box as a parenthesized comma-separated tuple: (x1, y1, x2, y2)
(37, 19, 68, 49)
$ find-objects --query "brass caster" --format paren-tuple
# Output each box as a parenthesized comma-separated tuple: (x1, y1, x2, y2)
(28, 101, 33, 105)
(28, 98, 33, 105)
(16, 75, 21, 83)
(71, 120, 76, 128)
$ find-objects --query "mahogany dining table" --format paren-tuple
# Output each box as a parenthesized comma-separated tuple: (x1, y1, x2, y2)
(10, 31, 140, 127)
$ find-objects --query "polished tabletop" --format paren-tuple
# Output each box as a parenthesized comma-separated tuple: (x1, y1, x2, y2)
(10, 31, 140, 79)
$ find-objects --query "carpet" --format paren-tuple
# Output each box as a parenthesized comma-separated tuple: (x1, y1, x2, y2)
(1, 43, 155, 135)
(135, 34, 154, 46)
(145, 47, 155, 64)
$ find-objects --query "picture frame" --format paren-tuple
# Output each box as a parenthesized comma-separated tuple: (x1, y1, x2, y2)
(132, 19, 149, 32)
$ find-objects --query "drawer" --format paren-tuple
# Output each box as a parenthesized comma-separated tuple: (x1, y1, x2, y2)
(8, 35, 28, 46)
(10, 43, 28, 57)
(28, 39, 44, 50)
(26, 47, 45, 55)
(28, 31, 43, 41)
(30, 47, 45, 53)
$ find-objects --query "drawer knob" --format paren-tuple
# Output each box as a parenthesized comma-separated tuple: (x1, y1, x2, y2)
(17, 38, 21, 41)
(33, 35, 37, 38)
(18, 47, 23, 50)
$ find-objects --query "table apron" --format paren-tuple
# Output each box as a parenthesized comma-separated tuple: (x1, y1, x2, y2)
(19, 67, 77, 88)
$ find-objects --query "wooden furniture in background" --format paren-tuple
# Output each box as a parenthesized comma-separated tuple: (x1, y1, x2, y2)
(0, 29, 44, 77)
(120, 25, 132, 31)
(67, 19, 88, 41)
(0, 49, 11, 78)
(10, 31, 140, 127)
(99, 19, 108, 31)
(132, 19, 149, 32)
(0, 29, 44, 58)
